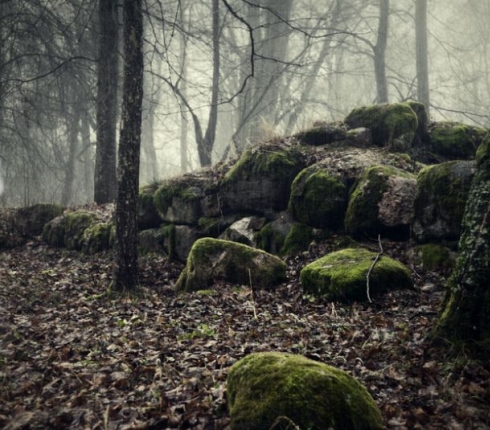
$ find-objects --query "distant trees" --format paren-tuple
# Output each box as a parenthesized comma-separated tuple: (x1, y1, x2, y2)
(415, 0, 430, 116)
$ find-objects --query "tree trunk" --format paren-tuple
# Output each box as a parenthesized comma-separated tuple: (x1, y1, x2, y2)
(94, 0, 119, 204)
(435, 138, 490, 354)
(179, 1, 189, 173)
(113, 0, 144, 292)
(61, 102, 81, 206)
(374, 0, 389, 104)
(81, 109, 94, 203)
(198, 0, 220, 167)
(415, 0, 430, 117)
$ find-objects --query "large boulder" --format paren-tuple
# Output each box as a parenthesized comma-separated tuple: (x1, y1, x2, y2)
(300, 248, 413, 302)
(428, 121, 486, 161)
(219, 216, 265, 247)
(175, 238, 286, 293)
(42, 211, 96, 250)
(227, 352, 383, 430)
(345, 165, 417, 240)
(14, 203, 64, 236)
(138, 183, 161, 229)
(344, 102, 418, 148)
(220, 142, 306, 216)
(82, 222, 113, 254)
(289, 165, 348, 230)
(294, 121, 347, 146)
(412, 160, 475, 243)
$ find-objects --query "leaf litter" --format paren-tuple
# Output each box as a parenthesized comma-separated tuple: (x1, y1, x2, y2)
(0, 234, 489, 429)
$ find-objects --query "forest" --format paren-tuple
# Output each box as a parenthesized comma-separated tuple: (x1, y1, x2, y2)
(1, 0, 490, 429)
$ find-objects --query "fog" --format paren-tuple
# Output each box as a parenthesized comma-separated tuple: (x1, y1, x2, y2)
(0, 0, 489, 207)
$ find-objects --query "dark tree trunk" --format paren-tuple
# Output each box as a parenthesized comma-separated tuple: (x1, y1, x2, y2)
(113, 0, 144, 292)
(94, 0, 119, 204)
(198, 0, 220, 167)
(435, 138, 490, 354)
(374, 0, 389, 104)
(415, 0, 430, 117)
(61, 102, 81, 206)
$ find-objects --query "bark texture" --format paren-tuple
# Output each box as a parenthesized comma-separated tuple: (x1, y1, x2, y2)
(415, 0, 430, 117)
(94, 0, 119, 204)
(113, 0, 144, 291)
(374, 0, 389, 104)
(435, 137, 490, 353)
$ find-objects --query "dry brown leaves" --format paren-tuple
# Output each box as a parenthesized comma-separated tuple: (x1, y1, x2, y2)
(0, 237, 489, 429)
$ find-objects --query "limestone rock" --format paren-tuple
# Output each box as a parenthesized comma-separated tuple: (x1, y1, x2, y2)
(138, 183, 161, 229)
(344, 102, 418, 148)
(412, 160, 475, 243)
(82, 222, 112, 254)
(219, 216, 265, 247)
(294, 121, 347, 146)
(220, 142, 306, 216)
(43, 211, 96, 250)
(300, 248, 413, 302)
(289, 165, 348, 230)
(227, 352, 383, 430)
(345, 165, 417, 240)
(175, 238, 286, 293)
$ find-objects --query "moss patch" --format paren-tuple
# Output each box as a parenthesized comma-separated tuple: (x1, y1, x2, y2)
(429, 121, 487, 160)
(175, 238, 286, 293)
(300, 248, 413, 302)
(280, 223, 313, 256)
(416, 243, 455, 272)
(344, 103, 418, 147)
(82, 223, 112, 254)
(227, 352, 383, 430)
(289, 166, 348, 229)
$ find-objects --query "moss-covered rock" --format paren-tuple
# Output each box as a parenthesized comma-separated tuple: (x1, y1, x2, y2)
(300, 248, 413, 302)
(82, 223, 112, 254)
(219, 216, 265, 247)
(414, 243, 456, 272)
(227, 352, 383, 430)
(412, 160, 475, 243)
(289, 165, 348, 229)
(407, 101, 429, 144)
(344, 103, 418, 148)
(294, 121, 347, 146)
(280, 223, 314, 256)
(221, 142, 306, 215)
(345, 165, 416, 239)
(42, 211, 96, 250)
(15, 203, 64, 236)
(428, 121, 487, 160)
(138, 183, 162, 229)
(175, 238, 286, 293)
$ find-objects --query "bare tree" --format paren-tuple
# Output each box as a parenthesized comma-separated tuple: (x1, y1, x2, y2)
(374, 0, 389, 103)
(415, 0, 430, 117)
(94, 0, 119, 204)
(113, 0, 144, 291)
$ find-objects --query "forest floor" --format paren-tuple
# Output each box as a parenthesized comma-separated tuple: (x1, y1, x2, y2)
(1, 226, 490, 429)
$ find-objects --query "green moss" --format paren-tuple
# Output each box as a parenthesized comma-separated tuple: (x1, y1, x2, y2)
(175, 238, 286, 292)
(344, 103, 417, 147)
(417, 243, 454, 271)
(255, 222, 285, 254)
(289, 167, 347, 229)
(82, 223, 112, 254)
(429, 122, 486, 159)
(64, 212, 96, 250)
(345, 165, 415, 237)
(300, 248, 413, 302)
(161, 224, 176, 260)
(280, 223, 313, 256)
(227, 352, 383, 430)
(223, 145, 304, 184)
(476, 134, 490, 166)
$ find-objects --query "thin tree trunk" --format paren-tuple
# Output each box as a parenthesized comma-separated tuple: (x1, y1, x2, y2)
(61, 103, 81, 206)
(179, 0, 189, 173)
(94, 0, 119, 204)
(198, 0, 220, 167)
(113, 0, 144, 292)
(374, 0, 389, 104)
(415, 0, 430, 117)
(81, 109, 94, 203)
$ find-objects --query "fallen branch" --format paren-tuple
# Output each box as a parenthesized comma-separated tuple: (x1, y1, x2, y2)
(366, 235, 383, 303)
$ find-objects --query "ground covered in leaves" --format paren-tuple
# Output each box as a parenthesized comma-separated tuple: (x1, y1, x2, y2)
(1, 234, 490, 429)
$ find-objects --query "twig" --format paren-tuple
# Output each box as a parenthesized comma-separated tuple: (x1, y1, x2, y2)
(248, 268, 258, 320)
(366, 235, 383, 303)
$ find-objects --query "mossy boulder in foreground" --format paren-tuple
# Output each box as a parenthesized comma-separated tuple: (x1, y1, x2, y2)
(175, 238, 286, 292)
(42, 211, 96, 250)
(300, 248, 413, 302)
(227, 352, 383, 430)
